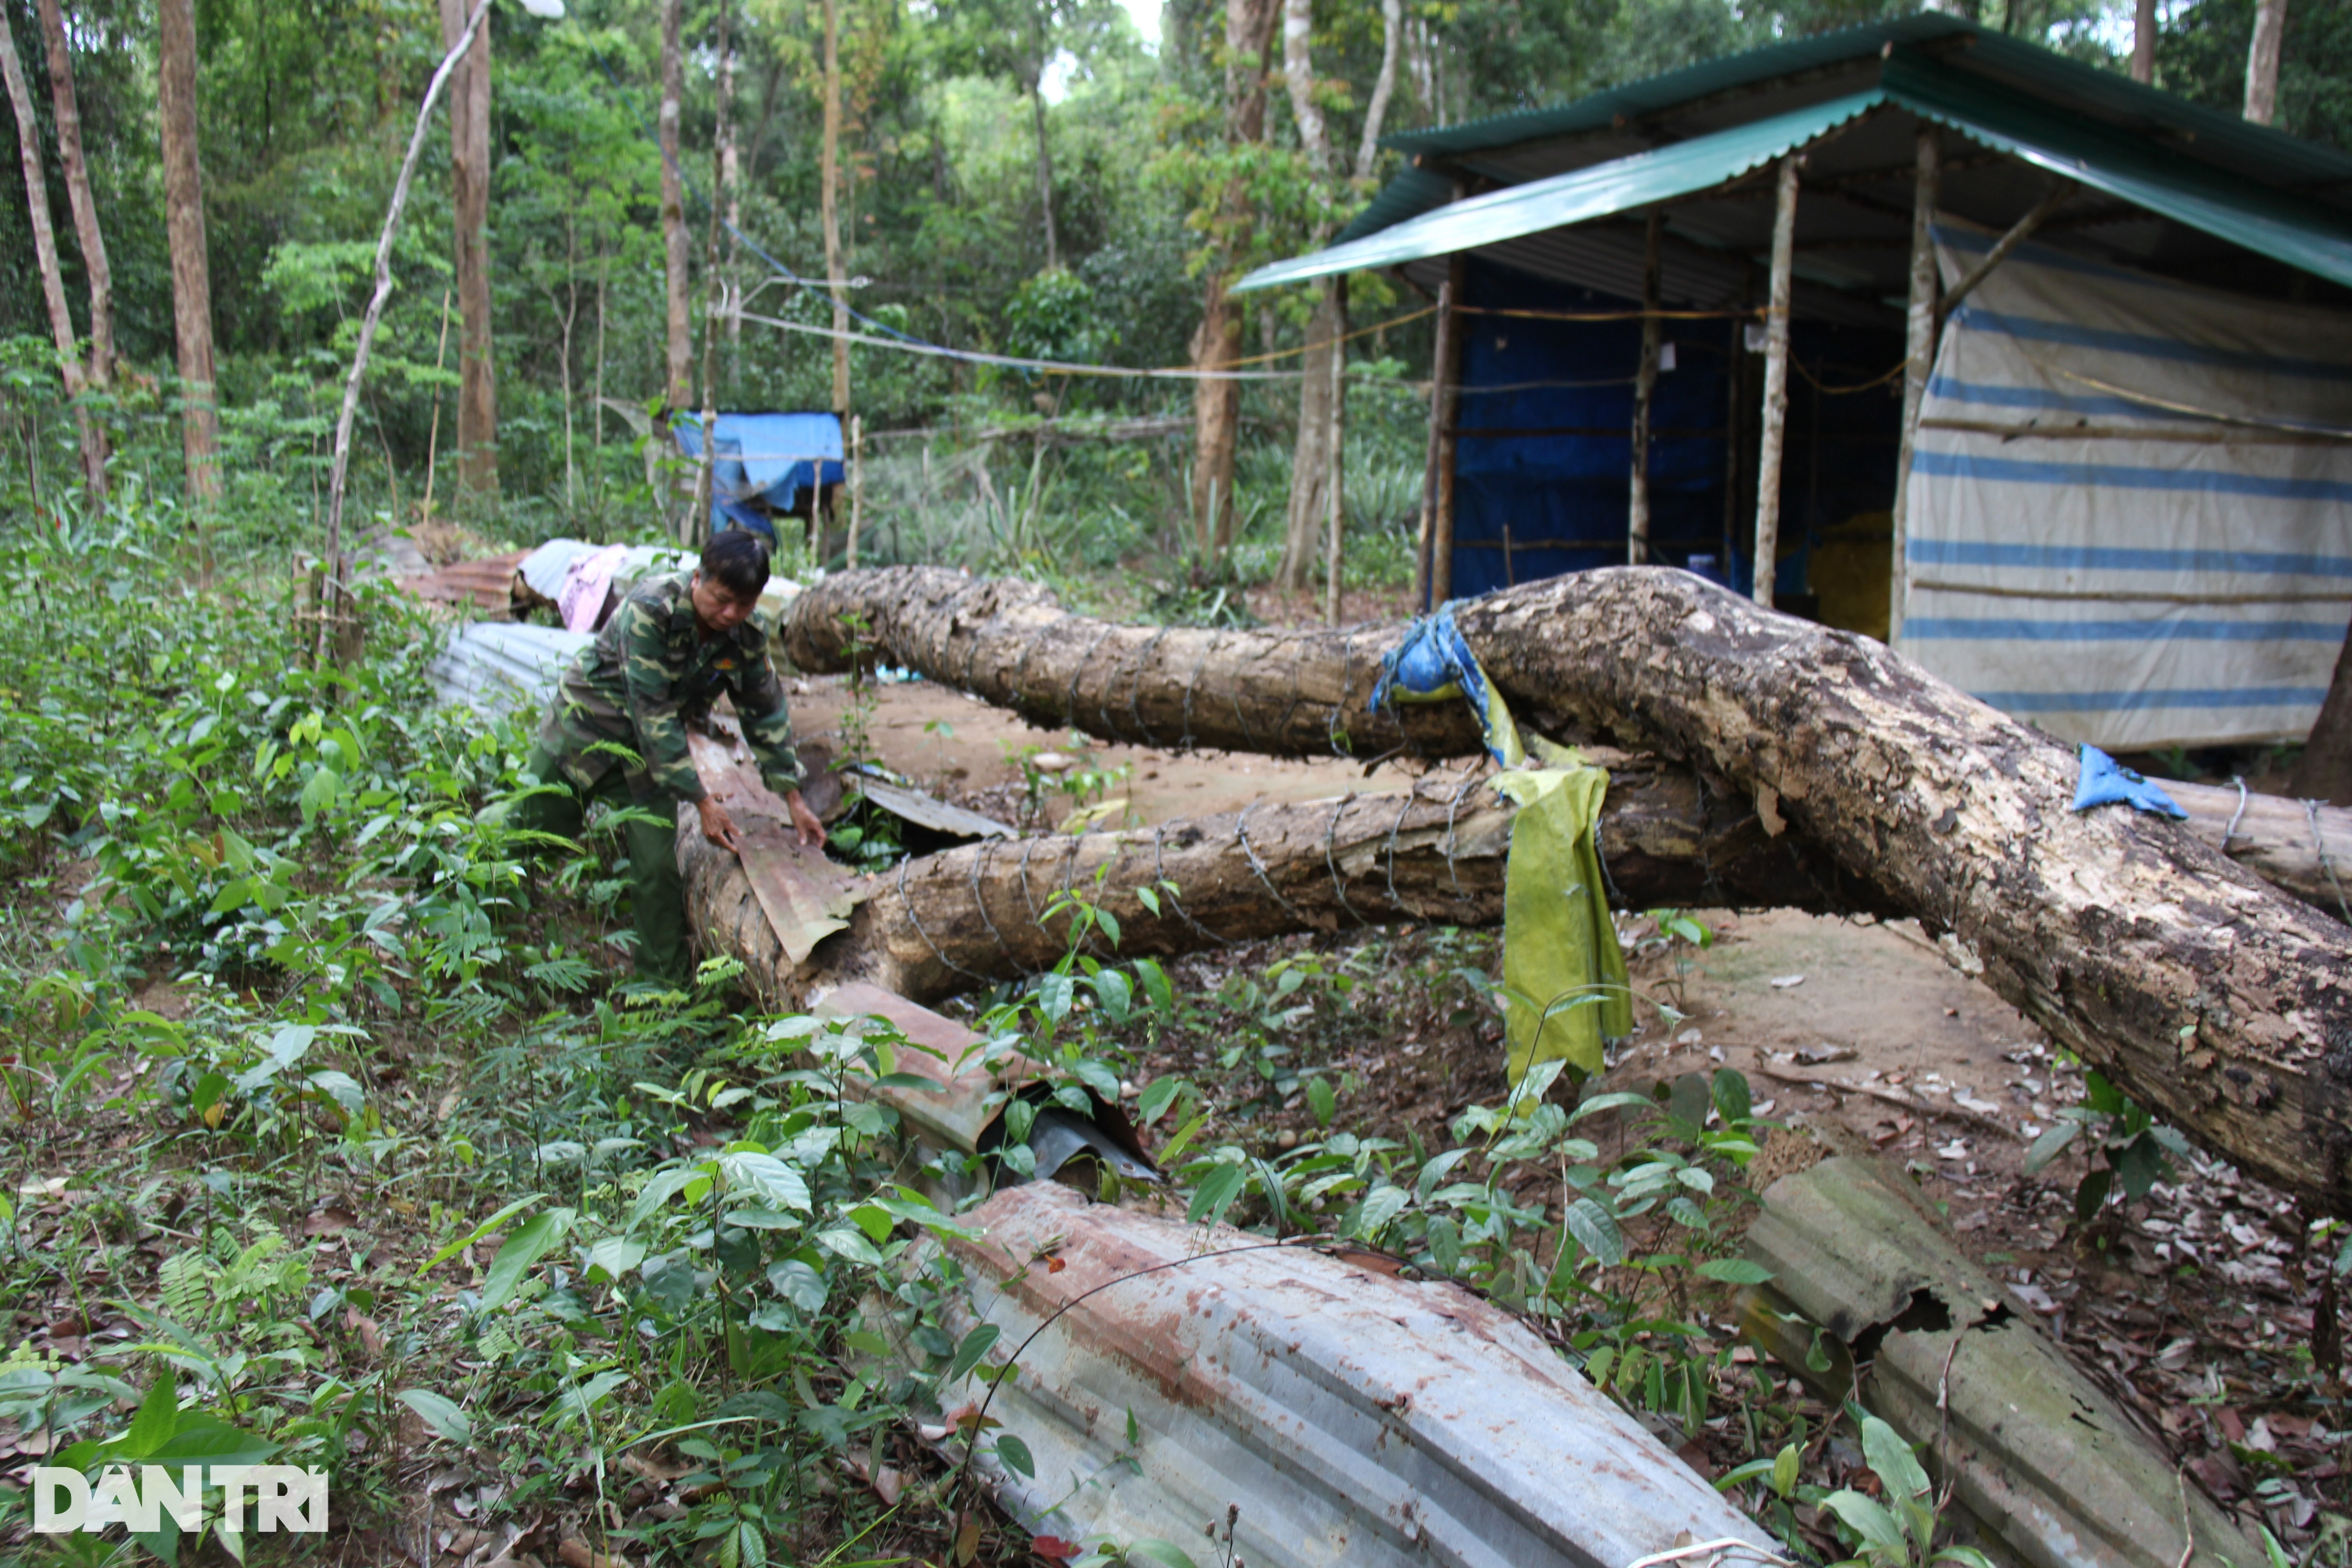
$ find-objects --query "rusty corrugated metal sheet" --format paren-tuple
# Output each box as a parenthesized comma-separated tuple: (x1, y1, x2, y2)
(1741, 1156, 2262, 1568)
(397, 550, 530, 610)
(892, 1183, 1776, 1568)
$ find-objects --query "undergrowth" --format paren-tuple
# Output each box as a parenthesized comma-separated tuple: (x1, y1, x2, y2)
(0, 497, 1978, 1568)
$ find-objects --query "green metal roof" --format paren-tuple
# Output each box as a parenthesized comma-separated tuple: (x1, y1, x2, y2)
(1882, 53, 2352, 292)
(1381, 14, 2352, 199)
(1332, 165, 1454, 247)
(1239, 42, 2352, 296)
(1238, 91, 1883, 294)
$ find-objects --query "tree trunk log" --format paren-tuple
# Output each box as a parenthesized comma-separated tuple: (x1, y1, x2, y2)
(0, 7, 102, 501)
(156, 0, 219, 502)
(784, 565, 2352, 1213)
(681, 752, 1886, 1011)
(659, 0, 692, 414)
(437, 0, 496, 497)
(1451, 569, 2352, 1215)
(784, 566, 1484, 759)
(781, 565, 2351, 915)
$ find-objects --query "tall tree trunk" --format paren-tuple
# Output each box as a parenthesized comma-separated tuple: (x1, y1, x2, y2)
(659, 0, 691, 410)
(1187, 0, 1278, 565)
(0, 6, 102, 502)
(821, 0, 849, 415)
(1274, 0, 1335, 595)
(693, 0, 732, 546)
(34, 0, 111, 406)
(719, 32, 741, 356)
(2244, 0, 2287, 124)
(2131, 0, 2155, 83)
(438, 0, 495, 497)
(155, 0, 218, 501)
(1035, 72, 1063, 272)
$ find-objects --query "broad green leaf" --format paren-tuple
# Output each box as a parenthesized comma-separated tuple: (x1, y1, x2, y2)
(1696, 1258, 1775, 1286)
(993, 1433, 1035, 1479)
(120, 1369, 179, 1459)
(1122, 1542, 1203, 1568)
(946, 1324, 1002, 1383)
(1772, 1441, 1801, 1498)
(2020, 1120, 2080, 1175)
(1859, 1414, 1931, 1504)
(478, 1209, 572, 1314)
(588, 1237, 647, 1279)
(1187, 1164, 1247, 1229)
(419, 1194, 549, 1276)
(1823, 1490, 1908, 1559)
(396, 1388, 472, 1445)
(297, 765, 342, 823)
(1354, 1185, 1409, 1240)
(1562, 1197, 1626, 1266)
(1305, 1076, 1336, 1129)
(1038, 971, 1075, 1023)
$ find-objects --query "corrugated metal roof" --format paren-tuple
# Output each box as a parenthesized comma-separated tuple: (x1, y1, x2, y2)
(1244, 54, 2352, 296)
(1383, 15, 2352, 205)
(900, 1181, 1779, 1568)
(1886, 51, 2352, 291)
(425, 622, 592, 716)
(1333, 164, 1454, 246)
(1240, 92, 1881, 294)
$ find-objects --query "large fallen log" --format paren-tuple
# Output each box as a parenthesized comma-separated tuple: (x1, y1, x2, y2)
(786, 567, 2352, 917)
(683, 754, 1889, 1008)
(783, 566, 2352, 1214)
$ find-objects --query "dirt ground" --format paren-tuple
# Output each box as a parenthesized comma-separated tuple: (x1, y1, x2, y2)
(789, 663, 2346, 1552)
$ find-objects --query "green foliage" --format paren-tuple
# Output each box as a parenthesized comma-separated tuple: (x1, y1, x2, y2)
(2022, 1065, 2191, 1226)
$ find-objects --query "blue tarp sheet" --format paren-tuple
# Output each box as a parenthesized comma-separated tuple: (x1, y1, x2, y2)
(1445, 259, 1901, 606)
(673, 412, 846, 541)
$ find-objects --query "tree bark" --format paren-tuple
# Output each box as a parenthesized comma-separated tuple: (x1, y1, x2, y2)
(155, 0, 219, 501)
(683, 756, 1885, 1010)
(692, 0, 732, 547)
(781, 565, 2352, 1213)
(1452, 569, 2352, 1216)
(821, 0, 850, 415)
(0, 6, 102, 501)
(2244, 0, 2287, 125)
(785, 565, 1484, 759)
(34, 0, 110, 405)
(2131, 0, 2155, 84)
(1278, 292, 1337, 591)
(1028, 59, 1057, 271)
(1751, 154, 1798, 608)
(2290, 631, 2352, 807)
(1274, 0, 1332, 595)
(659, 0, 692, 412)
(438, 0, 496, 497)
(1188, 0, 1279, 563)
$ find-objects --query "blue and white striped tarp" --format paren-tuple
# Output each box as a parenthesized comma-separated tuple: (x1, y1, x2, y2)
(1900, 223, 2352, 750)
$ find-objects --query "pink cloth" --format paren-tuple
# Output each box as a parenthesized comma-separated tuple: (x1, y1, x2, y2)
(557, 544, 629, 634)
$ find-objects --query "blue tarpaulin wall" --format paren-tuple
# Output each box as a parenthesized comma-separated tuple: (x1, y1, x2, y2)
(673, 412, 846, 542)
(1446, 259, 1903, 608)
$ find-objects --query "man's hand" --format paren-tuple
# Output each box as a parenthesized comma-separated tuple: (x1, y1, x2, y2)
(696, 796, 743, 855)
(785, 788, 827, 850)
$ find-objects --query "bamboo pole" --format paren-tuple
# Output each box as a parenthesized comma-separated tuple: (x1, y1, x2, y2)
(1414, 267, 1456, 609)
(1629, 211, 1663, 565)
(1751, 155, 1799, 609)
(1888, 128, 1940, 647)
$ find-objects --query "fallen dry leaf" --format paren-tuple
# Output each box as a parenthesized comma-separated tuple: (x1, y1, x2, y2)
(556, 1537, 631, 1568)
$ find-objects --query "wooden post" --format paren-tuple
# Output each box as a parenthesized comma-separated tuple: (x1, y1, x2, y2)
(1415, 255, 1464, 609)
(1324, 274, 1348, 626)
(847, 414, 865, 569)
(1751, 155, 1800, 609)
(1629, 210, 1663, 565)
(1430, 251, 1470, 605)
(1888, 127, 1940, 647)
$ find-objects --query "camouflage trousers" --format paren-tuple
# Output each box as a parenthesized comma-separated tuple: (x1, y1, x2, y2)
(515, 745, 692, 986)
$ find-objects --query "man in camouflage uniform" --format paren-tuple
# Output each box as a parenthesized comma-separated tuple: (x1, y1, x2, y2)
(518, 529, 825, 983)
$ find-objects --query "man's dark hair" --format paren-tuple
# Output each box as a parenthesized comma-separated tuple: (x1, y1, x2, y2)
(701, 528, 772, 598)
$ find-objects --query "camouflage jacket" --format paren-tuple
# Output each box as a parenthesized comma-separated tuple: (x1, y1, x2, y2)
(537, 571, 803, 804)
